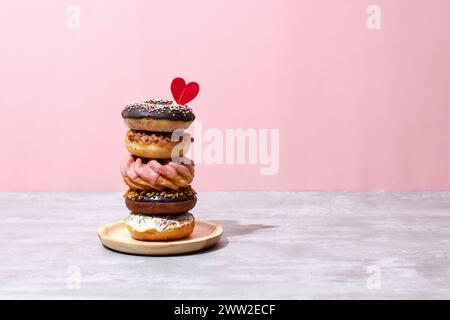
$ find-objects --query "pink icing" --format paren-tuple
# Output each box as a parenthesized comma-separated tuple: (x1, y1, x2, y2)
(121, 155, 195, 185)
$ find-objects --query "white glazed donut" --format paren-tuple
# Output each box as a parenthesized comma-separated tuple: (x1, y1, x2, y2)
(125, 212, 195, 241)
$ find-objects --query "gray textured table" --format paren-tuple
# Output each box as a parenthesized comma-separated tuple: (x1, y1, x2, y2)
(1, 192, 449, 299)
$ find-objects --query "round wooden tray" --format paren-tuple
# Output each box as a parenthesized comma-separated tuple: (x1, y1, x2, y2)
(98, 220, 223, 256)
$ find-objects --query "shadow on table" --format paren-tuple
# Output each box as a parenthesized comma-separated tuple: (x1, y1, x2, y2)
(192, 219, 276, 255)
(210, 219, 276, 238)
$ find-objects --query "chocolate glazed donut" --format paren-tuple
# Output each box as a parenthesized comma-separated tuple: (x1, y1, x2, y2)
(124, 187, 197, 214)
(122, 99, 195, 132)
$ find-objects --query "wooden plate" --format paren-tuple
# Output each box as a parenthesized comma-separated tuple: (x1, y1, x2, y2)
(98, 220, 223, 256)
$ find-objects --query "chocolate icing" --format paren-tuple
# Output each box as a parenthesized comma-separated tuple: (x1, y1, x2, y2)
(139, 194, 195, 203)
(121, 99, 195, 121)
(125, 187, 197, 203)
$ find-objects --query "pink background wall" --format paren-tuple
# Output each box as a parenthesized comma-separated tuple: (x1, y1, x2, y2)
(1, 0, 449, 191)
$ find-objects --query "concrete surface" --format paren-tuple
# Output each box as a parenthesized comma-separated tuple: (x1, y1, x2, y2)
(0, 192, 449, 299)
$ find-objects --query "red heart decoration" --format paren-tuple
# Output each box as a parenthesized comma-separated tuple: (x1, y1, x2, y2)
(171, 78, 185, 104)
(171, 77, 200, 105)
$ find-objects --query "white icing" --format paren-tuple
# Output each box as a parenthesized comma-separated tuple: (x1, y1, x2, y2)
(125, 213, 194, 232)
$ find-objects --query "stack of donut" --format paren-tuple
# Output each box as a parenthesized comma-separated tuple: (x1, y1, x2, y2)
(120, 90, 199, 241)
